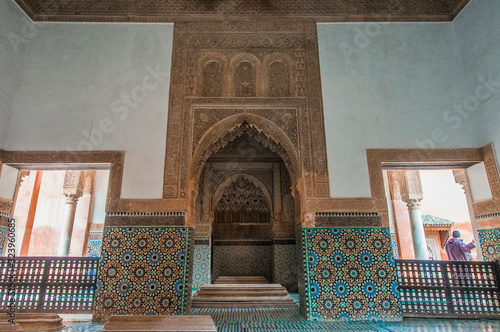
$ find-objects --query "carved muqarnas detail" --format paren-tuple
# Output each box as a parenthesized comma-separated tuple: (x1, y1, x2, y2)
(202, 61, 223, 97)
(215, 177, 270, 223)
(198, 121, 295, 186)
(236, 61, 256, 97)
(269, 61, 289, 97)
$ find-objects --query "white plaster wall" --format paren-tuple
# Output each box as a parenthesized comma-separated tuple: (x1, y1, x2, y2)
(453, 0, 500, 176)
(0, 164, 19, 200)
(318, 23, 478, 197)
(467, 162, 493, 203)
(6, 22, 174, 199)
(89, 170, 109, 224)
(420, 170, 471, 222)
(0, 0, 30, 149)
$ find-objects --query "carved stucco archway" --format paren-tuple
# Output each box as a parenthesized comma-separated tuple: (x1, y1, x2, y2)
(186, 113, 303, 228)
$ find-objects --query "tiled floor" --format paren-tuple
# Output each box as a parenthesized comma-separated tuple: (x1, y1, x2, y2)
(58, 309, 500, 332)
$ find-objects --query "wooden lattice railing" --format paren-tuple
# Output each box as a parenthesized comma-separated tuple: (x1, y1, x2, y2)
(0, 257, 99, 313)
(396, 259, 500, 319)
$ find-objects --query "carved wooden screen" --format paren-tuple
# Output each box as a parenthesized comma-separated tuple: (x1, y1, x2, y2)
(0, 257, 99, 313)
(396, 259, 500, 319)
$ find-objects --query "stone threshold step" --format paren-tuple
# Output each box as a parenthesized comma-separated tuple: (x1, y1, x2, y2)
(194, 290, 289, 294)
(193, 295, 290, 300)
(198, 284, 285, 289)
(191, 302, 298, 308)
(102, 315, 216, 332)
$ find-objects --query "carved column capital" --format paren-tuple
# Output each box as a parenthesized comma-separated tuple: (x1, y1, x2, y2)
(452, 169, 469, 194)
(405, 198, 422, 210)
(64, 193, 80, 204)
(63, 170, 85, 199)
(400, 170, 423, 203)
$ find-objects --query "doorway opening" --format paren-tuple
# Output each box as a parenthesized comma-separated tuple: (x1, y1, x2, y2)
(383, 168, 481, 261)
(190, 125, 299, 308)
(9, 167, 110, 257)
(196, 132, 297, 289)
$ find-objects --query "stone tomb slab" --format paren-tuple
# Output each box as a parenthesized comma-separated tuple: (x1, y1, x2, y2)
(0, 322, 23, 331)
(102, 315, 217, 332)
(3, 313, 64, 331)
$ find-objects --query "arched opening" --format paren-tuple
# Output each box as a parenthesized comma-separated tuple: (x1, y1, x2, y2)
(190, 126, 299, 299)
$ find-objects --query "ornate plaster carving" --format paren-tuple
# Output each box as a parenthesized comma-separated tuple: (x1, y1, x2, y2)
(0, 199, 13, 215)
(212, 173, 273, 212)
(262, 53, 296, 97)
(195, 52, 230, 97)
(315, 212, 382, 227)
(214, 176, 271, 223)
(191, 118, 299, 192)
(105, 214, 185, 227)
(63, 170, 85, 199)
(164, 21, 330, 211)
(399, 170, 423, 203)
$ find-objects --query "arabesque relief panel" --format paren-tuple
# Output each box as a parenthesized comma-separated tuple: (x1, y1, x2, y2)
(163, 21, 331, 226)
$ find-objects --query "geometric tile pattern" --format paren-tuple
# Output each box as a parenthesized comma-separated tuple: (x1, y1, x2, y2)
(93, 226, 193, 320)
(0, 227, 6, 256)
(61, 309, 500, 332)
(193, 244, 211, 290)
(302, 227, 401, 321)
(212, 245, 272, 282)
(295, 225, 308, 317)
(59, 311, 500, 332)
(478, 229, 500, 261)
(86, 240, 102, 257)
(190, 308, 500, 331)
(391, 240, 399, 259)
(273, 244, 298, 293)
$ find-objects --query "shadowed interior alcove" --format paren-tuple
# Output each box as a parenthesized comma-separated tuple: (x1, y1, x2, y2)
(192, 132, 298, 292)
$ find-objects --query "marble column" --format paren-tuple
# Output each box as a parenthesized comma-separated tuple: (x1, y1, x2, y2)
(405, 198, 428, 260)
(400, 170, 428, 260)
(57, 171, 84, 257)
(58, 194, 80, 256)
(453, 169, 483, 260)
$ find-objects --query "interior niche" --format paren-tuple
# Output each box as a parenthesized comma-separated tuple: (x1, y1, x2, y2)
(214, 177, 270, 224)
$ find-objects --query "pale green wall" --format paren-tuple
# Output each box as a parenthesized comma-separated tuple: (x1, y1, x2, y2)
(4, 19, 174, 199)
(0, 0, 30, 149)
(453, 0, 500, 173)
(317, 22, 478, 197)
